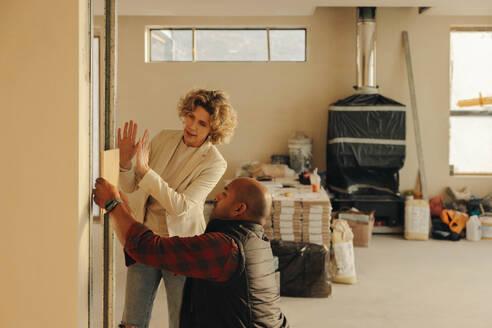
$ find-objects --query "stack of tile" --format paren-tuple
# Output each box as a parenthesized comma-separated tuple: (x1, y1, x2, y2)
(272, 200, 302, 242)
(263, 213, 274, 240)
(301, 200, 332, 246)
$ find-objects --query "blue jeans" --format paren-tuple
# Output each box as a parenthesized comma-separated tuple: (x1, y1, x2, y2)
(120, 262, 186, 328)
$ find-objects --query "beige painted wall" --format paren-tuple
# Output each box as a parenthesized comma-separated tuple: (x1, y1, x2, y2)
(0, 0, 90, 327)
(377, 8, 492, 197)
(107, 8, 492, 200)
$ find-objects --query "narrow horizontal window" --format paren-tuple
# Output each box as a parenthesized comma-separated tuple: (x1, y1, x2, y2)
(269, 29, 306, 61)
(147, 28, 306, 62)
(150, 29, 193, 62)
(195, 29, 268, 61)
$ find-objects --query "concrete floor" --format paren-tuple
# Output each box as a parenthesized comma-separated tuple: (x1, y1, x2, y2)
(281, 235, 492, 328)
(92, 227, 492, 328)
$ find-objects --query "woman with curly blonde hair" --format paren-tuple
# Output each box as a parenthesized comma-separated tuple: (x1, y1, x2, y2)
(117, 88, 237, 328)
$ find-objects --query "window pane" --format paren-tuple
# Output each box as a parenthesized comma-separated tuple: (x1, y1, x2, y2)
(270, 29, 306, 61)
(150, 29, 192, 61)
(450, 31, 492, 110)
(195, 29, 268, 61)
(450, 116, 492, 173)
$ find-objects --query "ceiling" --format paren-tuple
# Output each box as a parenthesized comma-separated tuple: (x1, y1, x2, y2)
(93, 0, 492, 16)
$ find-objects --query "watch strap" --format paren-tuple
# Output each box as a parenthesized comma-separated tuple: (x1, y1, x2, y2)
(104, 199, 123, 213)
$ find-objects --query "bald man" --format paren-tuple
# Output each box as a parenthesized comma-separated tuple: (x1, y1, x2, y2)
(93, 177, 289, 328)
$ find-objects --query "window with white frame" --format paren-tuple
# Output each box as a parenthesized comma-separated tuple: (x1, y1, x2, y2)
(449, 28, 492, 175)
(148, 28, 306, 62)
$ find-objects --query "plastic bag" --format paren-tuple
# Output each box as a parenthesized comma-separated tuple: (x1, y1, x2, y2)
(235, 161, 259, 177)
(270, 240, 331, 297)
(429, 195, 444, 217)
(251, 163, 295, 179)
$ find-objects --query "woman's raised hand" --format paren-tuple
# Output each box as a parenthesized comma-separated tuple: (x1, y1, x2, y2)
(118, 120, 138, 169)
(136, 129, 151, 178)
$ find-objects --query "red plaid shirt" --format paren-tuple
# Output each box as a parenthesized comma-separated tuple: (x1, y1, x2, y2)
(124, 222, 239, 282)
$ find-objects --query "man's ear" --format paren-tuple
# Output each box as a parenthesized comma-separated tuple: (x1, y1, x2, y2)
(232, 202, 247, 217)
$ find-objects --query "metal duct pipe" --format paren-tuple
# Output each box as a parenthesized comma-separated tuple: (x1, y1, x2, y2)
(355, 7, 377, 94)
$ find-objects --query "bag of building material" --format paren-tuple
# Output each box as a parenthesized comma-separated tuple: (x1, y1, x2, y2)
(331, 219, 357, 284)
(270, 240, 331, 297)
(442, 187, 469, 213)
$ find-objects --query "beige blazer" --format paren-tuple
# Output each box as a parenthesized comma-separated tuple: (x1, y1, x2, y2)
(119, 129, 227, 237)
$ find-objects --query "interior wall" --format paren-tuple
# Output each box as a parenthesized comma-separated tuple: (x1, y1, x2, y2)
(377, 8, 492, 197)
(105, 7, 492, 199)
(0, 0, 90, 327)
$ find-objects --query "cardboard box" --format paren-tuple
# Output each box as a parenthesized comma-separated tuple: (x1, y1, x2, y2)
(338, 211, 375, 247)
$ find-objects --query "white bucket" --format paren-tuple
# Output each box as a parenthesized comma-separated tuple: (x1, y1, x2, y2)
(404, 199, 430, 240)
(480, 214, 492, 240)
(288, 131, 312, 173)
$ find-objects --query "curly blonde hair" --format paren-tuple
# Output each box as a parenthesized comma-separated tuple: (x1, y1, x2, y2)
(178, 88, 238, 145)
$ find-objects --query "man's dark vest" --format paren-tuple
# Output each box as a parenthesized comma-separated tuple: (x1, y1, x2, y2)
(180, 219, 289, 328)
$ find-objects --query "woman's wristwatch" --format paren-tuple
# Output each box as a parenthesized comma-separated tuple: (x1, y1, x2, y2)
(104, 199, 123, 214)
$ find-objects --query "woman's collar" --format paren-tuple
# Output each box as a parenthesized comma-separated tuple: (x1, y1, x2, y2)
(181, 134, 211, 151)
